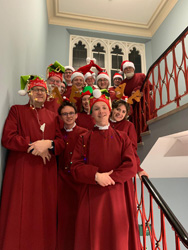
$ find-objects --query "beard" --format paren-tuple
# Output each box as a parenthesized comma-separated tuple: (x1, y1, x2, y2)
(125, 72, 134, 79)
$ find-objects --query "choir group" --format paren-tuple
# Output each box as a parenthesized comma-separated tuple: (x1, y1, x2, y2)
(0, 59, 148, 250)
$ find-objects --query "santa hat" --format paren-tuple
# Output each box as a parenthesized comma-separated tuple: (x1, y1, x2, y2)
(90, 89, 111, 112)
(71, 71, 84, 82)
(84, 70, 95, 81)
(18, 75, 47, 96)
(64, 66, 75, 72)
(47, 61, 65, 81)
(113, 73, 123, 80)
(81, 86, 93, 97)
(96, 72, 110, 83)
(121, 95, 128, 102)
(121, 60, 135, 72)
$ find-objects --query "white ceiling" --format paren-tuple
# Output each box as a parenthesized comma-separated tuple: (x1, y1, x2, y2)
(47, 0, 178, 37)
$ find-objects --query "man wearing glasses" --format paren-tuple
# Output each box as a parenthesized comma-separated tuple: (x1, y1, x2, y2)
(0, 75, 65, 250)
(63, 66, 75, 99)
(57, 100, 87, 250)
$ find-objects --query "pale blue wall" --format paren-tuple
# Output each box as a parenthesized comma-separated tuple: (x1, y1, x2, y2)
(0, 0, 48, 187)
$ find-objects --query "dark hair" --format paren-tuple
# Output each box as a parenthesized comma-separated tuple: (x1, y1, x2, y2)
(58, 101, 77, 115)
(111, 99, 130, 120)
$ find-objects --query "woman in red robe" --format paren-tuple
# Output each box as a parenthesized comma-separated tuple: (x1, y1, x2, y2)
(76, 86, 95, 130)
(0, 75, 65, 250)
(71, 89, 141, 250)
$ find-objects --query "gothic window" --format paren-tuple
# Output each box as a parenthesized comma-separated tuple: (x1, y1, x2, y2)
(70, 35, 146, 86)
(73, 41, 87, 69)
(128, 47, 141, 73)
(111, 45, 124, 85)
(92, 43, 106, 68)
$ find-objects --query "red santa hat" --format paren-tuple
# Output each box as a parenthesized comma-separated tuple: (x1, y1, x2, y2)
(64, 66, 75, 72)
(71, 71, 84, 82)
(84, 70, 95, 81)
(113, 73, 123, 80)
(96, 72, 110, 83)
(121, 60, 135, 72)
(121, 95, 128, 102)
(90, 89, 111, 112)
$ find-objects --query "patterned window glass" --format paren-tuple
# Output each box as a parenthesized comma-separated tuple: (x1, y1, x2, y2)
(73, 41, 87, 69)
(128, 47, 141, 73)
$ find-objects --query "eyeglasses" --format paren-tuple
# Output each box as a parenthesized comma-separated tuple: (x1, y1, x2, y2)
(49, 79, 62, 84)
(31, 88, 46, 93)
(61, 112, 75, 117)
(64, 71, 72, 75)
(98, 79, 109, 83)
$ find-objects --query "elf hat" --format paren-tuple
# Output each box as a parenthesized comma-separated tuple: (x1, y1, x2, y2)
(113, 73, 123, 80)
(81, 86, 93, 97)
(47, 61, 65, 81)
(90, 89, 111, 113)
(121, 60, 135, 72)
(18, 75, 47, 96)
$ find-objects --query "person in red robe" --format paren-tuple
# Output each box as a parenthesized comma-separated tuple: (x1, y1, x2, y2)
(0, 75, 65, 250)
(121, 60, 155, 119)
(76, 86, 95, 130)
(96, 71, 117, 101)
(108, 72, 123, 92)
(84, 70, 97, 90)
(45, 61, 65, 114)
(63, 66, 75, 99)
(57, 100, 87, 250)
(71, 89, 141, 250)
(109, 98, 148, 179)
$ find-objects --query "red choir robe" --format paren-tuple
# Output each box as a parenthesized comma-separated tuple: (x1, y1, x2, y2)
(71, 126, 141, 250)
(76, 111, 95, 130)
(122, 73, 155, 118)
(63, 85, 72, 99)
(44, 97, 61, 114)
(0, 104, 65, 250)
(109, 119, 143, 172)
(57, 125, 87, 250)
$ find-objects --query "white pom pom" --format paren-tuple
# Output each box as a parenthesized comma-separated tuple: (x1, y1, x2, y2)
(18, 90, 27, 96)
(86, 57, 91, 64)
(118, 71, 124, 75)
(93, 89, 101, 99)
(92, 58, 96, 64)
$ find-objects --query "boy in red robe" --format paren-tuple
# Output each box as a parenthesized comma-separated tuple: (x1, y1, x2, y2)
(0, 75, 65, 250)
(71, 89, 141, 250)
(57, 100, 87, 250)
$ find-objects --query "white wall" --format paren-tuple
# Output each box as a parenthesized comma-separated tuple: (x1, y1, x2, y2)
(0, 0, 48, 188)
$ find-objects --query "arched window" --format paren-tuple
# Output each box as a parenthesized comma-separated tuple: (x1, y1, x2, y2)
(70, 35, 146, 86)
(73, 41, 87, 69)
(128, 47, 141, 73)
(111, 45, 124, 85)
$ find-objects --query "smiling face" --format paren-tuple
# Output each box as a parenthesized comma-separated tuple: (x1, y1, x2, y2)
(113, 77, 122, 87)
(111, 103, 127, 122)
(82, 95, 90, 112)
(124, 66, 135, 79)
(60, 105, 78, 129)
(29, 87, 47, 107)
(92, 101, 110, 126)
(64, 69, 73, 82)
(86, 76, 95, 87)
(72, 76, 84, 91)
(97, 78, 109, 89)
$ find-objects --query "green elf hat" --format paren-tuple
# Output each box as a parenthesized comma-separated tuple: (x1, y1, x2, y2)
(81, 86, 93, 97)
(46, 61, 65, 81)
(18, 75, 47, 96)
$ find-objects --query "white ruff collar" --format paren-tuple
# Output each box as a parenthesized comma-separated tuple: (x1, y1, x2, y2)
(64, 123, 76, 132)
(109, 118, 116, 123)
(94, 123, 110, 130)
